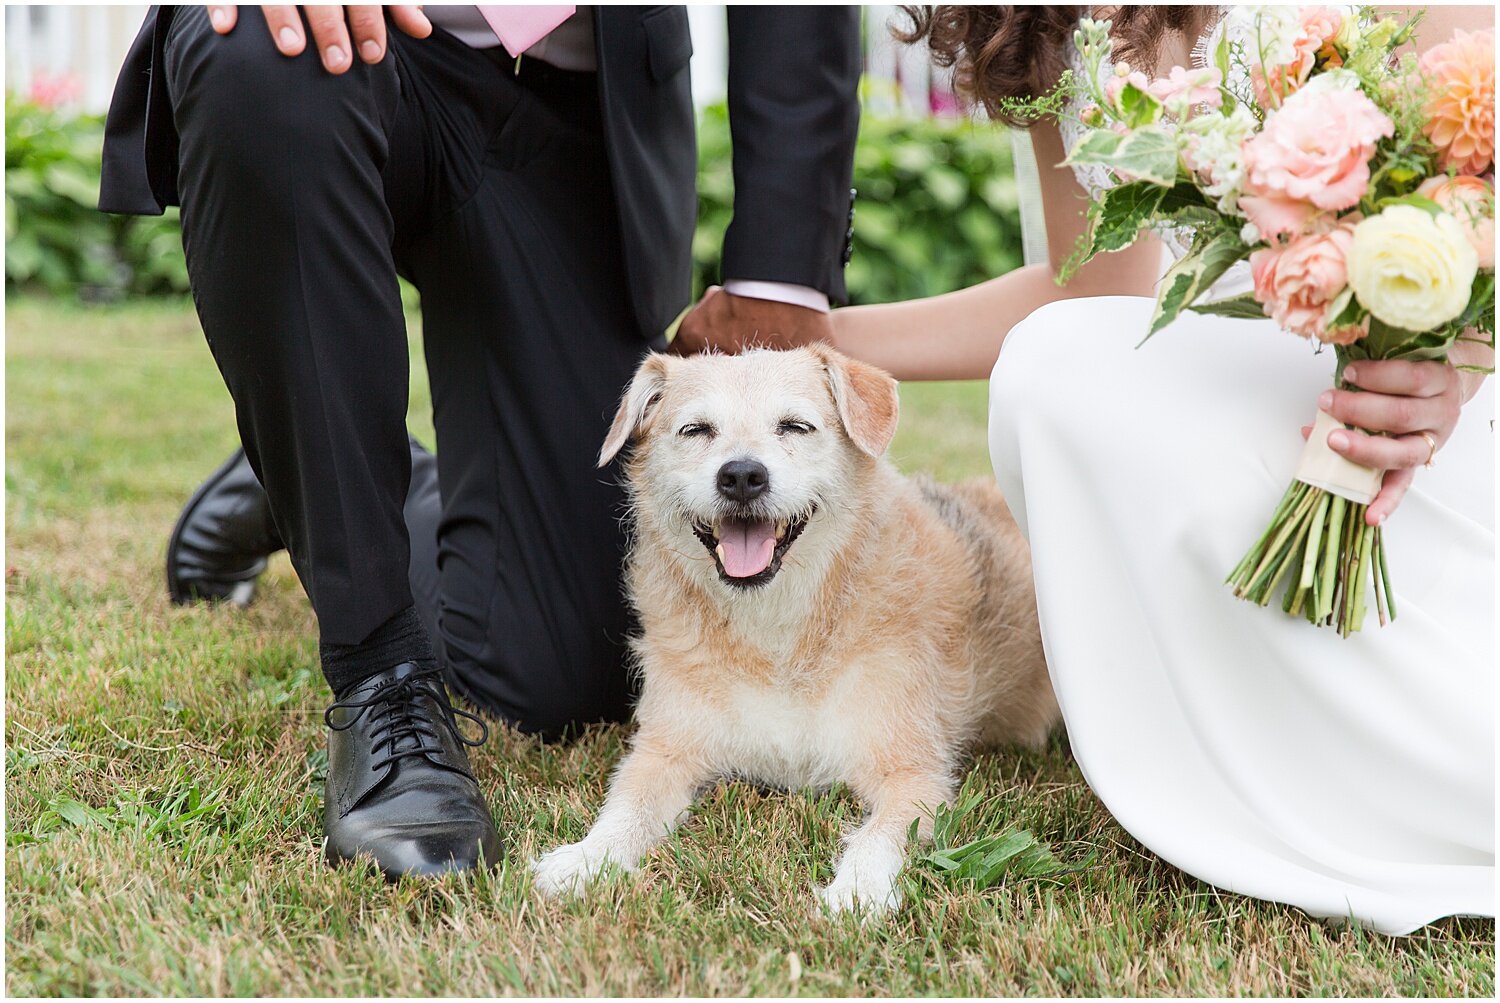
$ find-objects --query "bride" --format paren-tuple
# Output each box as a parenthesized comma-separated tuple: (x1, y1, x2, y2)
(713, 6, 1495, 935)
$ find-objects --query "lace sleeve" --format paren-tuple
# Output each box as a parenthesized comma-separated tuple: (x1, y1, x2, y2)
(1060, 40, 1117, 200)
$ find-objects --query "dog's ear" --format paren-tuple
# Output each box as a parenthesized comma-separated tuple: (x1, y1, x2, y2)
(598, 354, 671, 467)
(810, 344, 900, 458)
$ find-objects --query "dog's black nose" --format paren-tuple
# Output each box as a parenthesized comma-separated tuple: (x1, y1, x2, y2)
(717, 459, 769, 503)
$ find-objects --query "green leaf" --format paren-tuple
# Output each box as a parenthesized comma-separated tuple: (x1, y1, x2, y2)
(42, 162, 99, 206)
(1187, 293, 1267, 320)
(1086, 182, 1166, 255)
(1375, 193, 1443, 215)
(924, 165, 968, 209)
(1064, 129, 1125, 165)
(1451, 271, 1496, 337)
(1116, 82, 1163, 129)
(1156, 182, 1220, 224)
(1147, 229, 1250, 338)
(51, 797, 108, 829)
(1068, 128, 1179, 187)
(1351, 319, 1455, 361)
(916, 827, 1071, 889)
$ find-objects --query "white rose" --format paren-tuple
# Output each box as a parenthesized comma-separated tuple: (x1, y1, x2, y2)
(1347, 206, 1480, 331)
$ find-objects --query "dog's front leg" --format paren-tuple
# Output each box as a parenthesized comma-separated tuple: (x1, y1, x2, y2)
(533, 736, 709, 899)
(819, 771, 954, 916)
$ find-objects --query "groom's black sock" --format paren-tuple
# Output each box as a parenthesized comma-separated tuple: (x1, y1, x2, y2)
(320, 605, 436, 699)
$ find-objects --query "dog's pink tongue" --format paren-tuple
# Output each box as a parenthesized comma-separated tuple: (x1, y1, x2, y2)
(718, 518, 777, 578)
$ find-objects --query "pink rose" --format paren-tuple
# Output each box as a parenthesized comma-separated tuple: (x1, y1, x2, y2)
(1149, 65, 1224, 110)
(1250, 220, 1361, 343)
(1251, 7, 1344, 106)
(1239, 194, 1325, 242)
(1417, 175, 1495, 269)
(1299, 7, 1343, 53)
(1241, 87, 1394, 223)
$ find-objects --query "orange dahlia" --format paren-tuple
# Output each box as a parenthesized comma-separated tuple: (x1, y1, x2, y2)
(1420, 28, 1495, 175)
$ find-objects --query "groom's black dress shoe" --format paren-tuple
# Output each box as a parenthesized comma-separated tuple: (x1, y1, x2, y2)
(165, 447, 282, 606)
(324, 662, 502, 878)
(166, 439, 436, 607)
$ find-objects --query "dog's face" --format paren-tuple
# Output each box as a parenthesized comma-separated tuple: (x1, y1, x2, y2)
(599, 346, 899, 591)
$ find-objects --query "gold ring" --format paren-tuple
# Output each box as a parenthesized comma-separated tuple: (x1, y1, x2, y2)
(1418, 431, 1438, 468)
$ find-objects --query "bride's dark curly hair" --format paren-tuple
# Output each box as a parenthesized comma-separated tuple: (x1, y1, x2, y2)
(898, 6, 1214, 127)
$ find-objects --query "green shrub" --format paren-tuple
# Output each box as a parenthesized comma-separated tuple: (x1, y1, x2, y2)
(6, 96, 1023, 307)
(5, 95, 188, 299)
(694, 101, 1023, 305)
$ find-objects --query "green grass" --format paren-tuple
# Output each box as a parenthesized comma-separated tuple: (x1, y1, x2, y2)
(5, 298, 1493, 996)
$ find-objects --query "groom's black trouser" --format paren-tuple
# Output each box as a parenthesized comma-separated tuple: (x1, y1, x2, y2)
(164, 8, 642, 734)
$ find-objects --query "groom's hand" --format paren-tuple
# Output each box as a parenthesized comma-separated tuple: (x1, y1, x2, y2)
(207, 6, 433, 74)
(671, 286, 833, 356)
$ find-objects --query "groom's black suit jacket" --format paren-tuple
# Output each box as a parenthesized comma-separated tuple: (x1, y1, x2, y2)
(99, 5, 863, 337)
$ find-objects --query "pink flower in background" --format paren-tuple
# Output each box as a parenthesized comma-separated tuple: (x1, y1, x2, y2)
(1417, 174, 1496, 268)
(1420, 28, 1495, 175)
(1240, 86, 1393, 229)
(928, 87, 962, 118)
(1149, 65, 1224, 110)
(28, 70, 80, 111)
(1250, 219, 1361, 343)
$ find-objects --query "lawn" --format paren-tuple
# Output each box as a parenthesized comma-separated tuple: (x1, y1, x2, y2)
(5, 298, 1494, 996)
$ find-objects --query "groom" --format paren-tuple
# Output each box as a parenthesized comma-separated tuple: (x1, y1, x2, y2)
(100, 5, 860, 877)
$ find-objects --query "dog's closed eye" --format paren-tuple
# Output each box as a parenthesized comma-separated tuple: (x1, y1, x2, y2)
(776, 419, 816, 436)
(678, 422, 716, 438)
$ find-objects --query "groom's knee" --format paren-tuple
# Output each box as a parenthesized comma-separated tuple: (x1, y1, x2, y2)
(165, 6, 397, 182)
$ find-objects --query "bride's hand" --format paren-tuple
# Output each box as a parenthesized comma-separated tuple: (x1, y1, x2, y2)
(1305, 359, 1465, 526)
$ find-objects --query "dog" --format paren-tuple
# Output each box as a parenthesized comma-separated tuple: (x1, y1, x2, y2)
(532, 345, 1058, 913)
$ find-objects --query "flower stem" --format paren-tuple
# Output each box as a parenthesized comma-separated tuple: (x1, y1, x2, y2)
(1349, 514, 1374, 635)
(1377, 526, 1396, 622)
(1316, 495, 1347, 623)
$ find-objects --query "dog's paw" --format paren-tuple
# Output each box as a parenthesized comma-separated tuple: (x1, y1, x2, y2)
(816, 870, 903, 916)
(531, 841, 615, 899)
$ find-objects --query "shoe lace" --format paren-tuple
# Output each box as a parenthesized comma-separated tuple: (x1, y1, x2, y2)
(324, 668, 489, 771)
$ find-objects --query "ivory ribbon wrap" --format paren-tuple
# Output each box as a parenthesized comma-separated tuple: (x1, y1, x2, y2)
(1295, 409, 1384, 504)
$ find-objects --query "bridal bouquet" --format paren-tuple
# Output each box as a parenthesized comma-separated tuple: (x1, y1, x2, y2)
(1053, 7, 1495, 635)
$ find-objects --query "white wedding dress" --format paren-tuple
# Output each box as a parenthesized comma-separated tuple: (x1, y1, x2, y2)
(986, 25, 1496, 937)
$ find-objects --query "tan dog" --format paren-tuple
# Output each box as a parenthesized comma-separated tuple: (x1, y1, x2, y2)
(532, 345, 1058, 913)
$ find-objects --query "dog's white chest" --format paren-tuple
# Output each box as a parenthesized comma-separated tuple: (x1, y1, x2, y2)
(708, 675, 868, 790)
